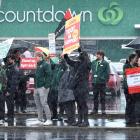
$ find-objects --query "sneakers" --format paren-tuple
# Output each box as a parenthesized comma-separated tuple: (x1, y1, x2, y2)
(36, 120, 44, 125)
(43, 120, 52, 126)
(0, 120, 4, 125)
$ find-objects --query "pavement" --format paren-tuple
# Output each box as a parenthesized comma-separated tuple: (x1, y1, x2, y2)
(1, 92, 135, 130)
(2, 90, 140, 140)
(0, 114, 140, 130)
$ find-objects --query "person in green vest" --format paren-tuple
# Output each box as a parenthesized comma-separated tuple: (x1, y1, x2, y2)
(0, 60, 7, 125)
(123, 54, 137, 125)
(91, 51, 110, 115)
(34, 52, 52, 126)
(47, 58, 66, 121)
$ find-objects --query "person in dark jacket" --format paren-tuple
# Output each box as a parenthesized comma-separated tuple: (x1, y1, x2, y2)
(58, 64, 76, 125)
(123, 54, 137, 125)
(5, 55, 19, 122)
(0, 60, 7, 125)
(48, 62, 64, 120)
(34, 52, 52, 126)
(91, 51, 110, 115)
(64, 50, 90, 127)
(17, 70, 29, 113)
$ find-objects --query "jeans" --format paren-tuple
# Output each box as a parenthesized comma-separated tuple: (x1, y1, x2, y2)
(34, 87, 51, 121)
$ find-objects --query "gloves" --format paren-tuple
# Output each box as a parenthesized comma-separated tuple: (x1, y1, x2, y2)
(64, 54, 68, 59)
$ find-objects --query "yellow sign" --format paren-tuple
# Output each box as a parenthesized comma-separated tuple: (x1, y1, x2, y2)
(63, 14, 80, 54)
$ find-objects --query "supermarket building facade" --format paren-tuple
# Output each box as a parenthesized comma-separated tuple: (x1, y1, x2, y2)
(0, 0, 140, 60)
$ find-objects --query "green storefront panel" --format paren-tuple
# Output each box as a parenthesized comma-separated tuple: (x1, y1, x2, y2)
(0, 0, 140, 37)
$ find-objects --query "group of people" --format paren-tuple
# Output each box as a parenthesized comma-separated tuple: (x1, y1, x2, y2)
(123, 51, 140, 125)
(33, 48, 110, 127)
(0, 47, 110, 127)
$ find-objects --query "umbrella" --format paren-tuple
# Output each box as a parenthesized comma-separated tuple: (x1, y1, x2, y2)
(34, 47, 60, 63)
(125, 37, 140, 49)
(34, 47, 49, 56)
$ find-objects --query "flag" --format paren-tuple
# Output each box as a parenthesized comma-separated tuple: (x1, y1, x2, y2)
(0, 38, 14, 59)
(55, 8, 73, 39)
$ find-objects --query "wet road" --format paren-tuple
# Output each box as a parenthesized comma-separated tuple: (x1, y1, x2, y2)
(0, 129, 140, 140)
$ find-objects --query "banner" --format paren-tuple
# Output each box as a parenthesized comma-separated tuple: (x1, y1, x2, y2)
(48, 33, 56, 57)
(125, 67, 140, 94)
(0, 38, 14, 59)
(63, 14, 80, 54)
(20, 58, 37, 69)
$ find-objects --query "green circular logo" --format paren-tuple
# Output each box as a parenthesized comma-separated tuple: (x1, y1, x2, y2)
(98, 2, 124, 25)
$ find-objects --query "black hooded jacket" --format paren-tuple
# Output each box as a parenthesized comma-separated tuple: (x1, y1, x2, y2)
(6, 64, 19, 93)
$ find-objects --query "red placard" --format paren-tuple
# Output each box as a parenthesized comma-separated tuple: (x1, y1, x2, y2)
(20, 58, 37, 70)
(125, 67, 140, 94)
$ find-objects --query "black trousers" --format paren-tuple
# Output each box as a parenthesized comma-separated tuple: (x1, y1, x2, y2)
(93, 83, 106, 112)
(48, 89, 58, 119)
(5, 94, 14, 119)
(124, 88, 135, 122)
(64, 101, 76, 123)
(75, 88, 89, 123)
(15, 89, 27, 111)
(48, 100, 58, 119)
(59, 103, 65, 117)
(0, 92, 5, 120)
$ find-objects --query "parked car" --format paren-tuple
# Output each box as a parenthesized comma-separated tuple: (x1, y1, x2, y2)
(110, 62, 124, 81)
(107, 64, 122, 96)
(120, 59, 126, 64)
(89, 63, 122, 96)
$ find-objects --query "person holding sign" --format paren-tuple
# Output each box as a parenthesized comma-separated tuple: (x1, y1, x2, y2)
(64, 50, 90, 127)
(123, 54, 137, 125)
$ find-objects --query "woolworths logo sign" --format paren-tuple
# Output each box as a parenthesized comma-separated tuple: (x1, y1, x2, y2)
(0, 5, 93, 23)
(0, 1, 124, 25)
(98, 2, 124, 25)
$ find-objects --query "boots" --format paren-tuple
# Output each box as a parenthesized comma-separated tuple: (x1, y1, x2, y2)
(79, 114, 89, 127)
(71, 114, 82, 126)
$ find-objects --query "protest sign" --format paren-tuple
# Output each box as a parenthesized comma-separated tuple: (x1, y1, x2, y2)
(20, 58, 37, 69)
(125, 67, 140, 94)
(63, 14, 80, 54)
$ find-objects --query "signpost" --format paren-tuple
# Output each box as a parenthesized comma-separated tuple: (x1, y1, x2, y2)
(48, 33, 56, 57)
